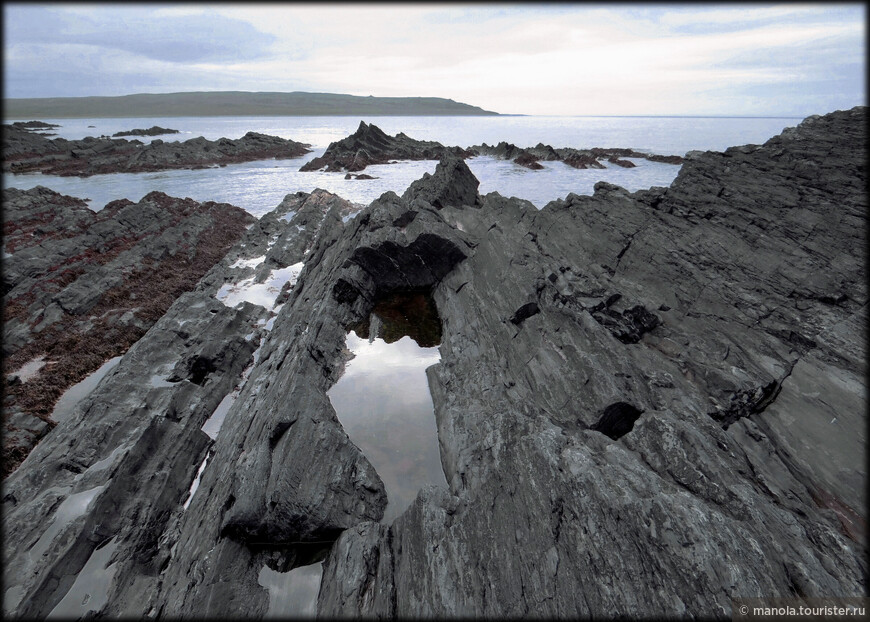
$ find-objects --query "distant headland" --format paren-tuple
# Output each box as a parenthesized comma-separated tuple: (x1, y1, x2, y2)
(3, 91, 501, 118)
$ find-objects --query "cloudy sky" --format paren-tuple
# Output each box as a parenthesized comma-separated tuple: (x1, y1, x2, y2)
(3, 3, 865, 116)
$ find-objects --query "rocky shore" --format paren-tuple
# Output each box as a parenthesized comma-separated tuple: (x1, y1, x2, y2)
(468, 141, 684, 169)
(300, 121, 683, 173)
(2, 188, 255, 475)
(1, 107, 865, 619)
(1, 125, 311, 176)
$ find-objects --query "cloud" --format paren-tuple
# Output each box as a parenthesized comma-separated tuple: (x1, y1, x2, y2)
(3, 3, 865, 115)
(5, 4, 276, 64)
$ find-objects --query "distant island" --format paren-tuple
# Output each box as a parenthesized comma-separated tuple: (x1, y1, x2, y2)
(4, 91, 500, 118)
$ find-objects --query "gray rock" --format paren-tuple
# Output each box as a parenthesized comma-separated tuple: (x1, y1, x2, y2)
(316, 107, 866, 616)
(300, 121, 472, 173)
(2, 126, 311, 176)
(469, 141, 683, 169)
(403, 154, 482, 209)
(2, 107, 865, 619)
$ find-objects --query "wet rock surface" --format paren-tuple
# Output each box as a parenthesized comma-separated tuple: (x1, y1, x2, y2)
(2, 125, 311, 176)
(2, 107, 866, 619)
(2, 187, 255, 475)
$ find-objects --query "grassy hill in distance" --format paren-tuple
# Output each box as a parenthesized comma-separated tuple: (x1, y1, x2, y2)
(4, 91, 501, 118)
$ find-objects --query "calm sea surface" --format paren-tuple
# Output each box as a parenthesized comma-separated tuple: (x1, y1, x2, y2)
(3, 115, 802, 216)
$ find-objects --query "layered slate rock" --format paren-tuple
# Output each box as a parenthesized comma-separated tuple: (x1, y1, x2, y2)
(314, 111, 866, 616)
(299, 121, 472, 172)
(1, 188, 374, 618)
(2, 187, 255, 475)
(469, 141, 684, 169)
(2, 125, 311, 176)
(2, 108, 866, 619)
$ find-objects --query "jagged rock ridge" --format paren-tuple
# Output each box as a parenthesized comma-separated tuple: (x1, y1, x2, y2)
(1, 107, 865, 619)
(298, 121, 684, 173)
(299, 120, 472, 172)
(469, 141, 684, 169)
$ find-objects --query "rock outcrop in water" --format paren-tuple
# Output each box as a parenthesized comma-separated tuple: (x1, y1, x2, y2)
(469, 141, 684, 169)
(299, 121, 472, 172)
(1, 125, 311, 176)
(2, 187, 255, 475)
(298, 122, 684, 174)
(2, 108, 866, 619)
(6, 120, 60, 135)
(112, 126, 180, 137)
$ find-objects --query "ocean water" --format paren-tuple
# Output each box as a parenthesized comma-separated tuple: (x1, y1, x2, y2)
(2, 115, 802, 216)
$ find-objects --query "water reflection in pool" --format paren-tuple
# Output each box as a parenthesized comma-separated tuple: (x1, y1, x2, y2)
(328, 293, 446, 523)
(258, 563, 323, 619)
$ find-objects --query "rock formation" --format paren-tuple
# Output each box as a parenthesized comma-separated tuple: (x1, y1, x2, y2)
(299, 121, 472, 172)
(112, 126, 180, 137)
(2, 188, 255, 475)
(2, 107, 865, 619)
(6, 120, 60, 135)
(1, 126, 311, 176)
(298, 123, 683, 174)
(469, 141, 683, 169)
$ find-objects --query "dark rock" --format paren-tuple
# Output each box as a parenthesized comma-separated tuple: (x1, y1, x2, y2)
(470, 141, 682, 170)
(513, 152, 544, 169)
(9, 120, 61, 130)
(300, 121, 472, 173)
(647, 153, 684, 164)
(112, 126, 180, 137)
(608, 155, 636, 168)
(562, 151, 606, 169)
(402, 154, 482, 209)
(2, 127, 311, 176)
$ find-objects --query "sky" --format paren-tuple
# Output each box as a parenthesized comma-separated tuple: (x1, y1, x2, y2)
(3, 3, 865, 116)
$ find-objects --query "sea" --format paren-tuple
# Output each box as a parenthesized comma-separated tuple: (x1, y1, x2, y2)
(2, 115, 804, 217)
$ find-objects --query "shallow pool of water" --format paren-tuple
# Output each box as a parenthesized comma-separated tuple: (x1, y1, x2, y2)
(328, 326, 445, 523)
(258, 563, 322, 619)
(51, 356, 122, 423)
(47, 538, 119, 619)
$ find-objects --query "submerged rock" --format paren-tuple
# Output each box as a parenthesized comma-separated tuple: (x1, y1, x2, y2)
(1, 107, 866, 619)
